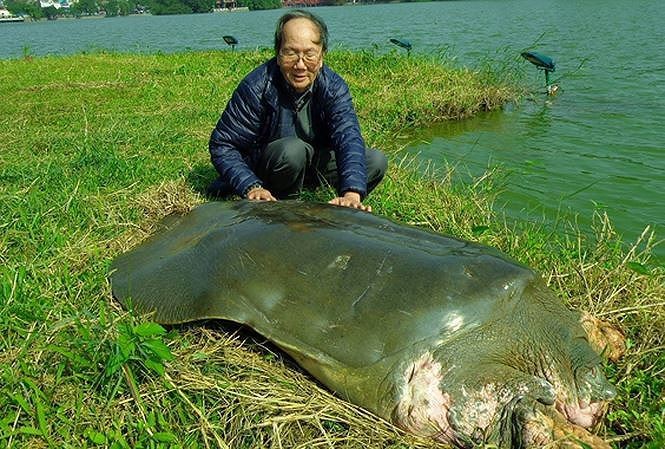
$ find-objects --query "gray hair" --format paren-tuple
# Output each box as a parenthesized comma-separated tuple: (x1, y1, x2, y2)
(274, 10, 329, 55)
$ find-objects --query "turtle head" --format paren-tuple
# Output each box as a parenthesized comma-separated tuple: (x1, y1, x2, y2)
(494, 282, 618, 432)
(388, 281, 618, 448)
(551, 334, 616, 429)
(389, 349, 616, 449)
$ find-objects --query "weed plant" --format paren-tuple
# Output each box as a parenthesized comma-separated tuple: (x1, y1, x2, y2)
(0, 49, 662, 448)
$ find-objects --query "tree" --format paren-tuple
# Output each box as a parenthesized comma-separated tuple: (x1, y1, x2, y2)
(26, 1, 43, 18)
(236, 0, 280, 10)
(146, 0, 190, 14)
(145, 0, 212, 14)
(5, 0, 44, 19)
(77, 0, 98, 14)
(42, 4, 58, 18)
(183, 0, 212, 13)
(104, 0, 119, 15)
(118, 0, 135, 15)
(4, 0, 22, 15)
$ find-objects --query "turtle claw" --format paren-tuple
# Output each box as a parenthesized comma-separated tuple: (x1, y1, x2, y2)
(513, 400, 611, 449)
(549, 405, 612, 449)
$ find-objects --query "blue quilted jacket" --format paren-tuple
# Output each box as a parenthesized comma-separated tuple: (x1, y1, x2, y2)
(209, 57, 368, 198)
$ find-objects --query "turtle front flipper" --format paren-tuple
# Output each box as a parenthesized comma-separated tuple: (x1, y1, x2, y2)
(439, 364, 558, 448)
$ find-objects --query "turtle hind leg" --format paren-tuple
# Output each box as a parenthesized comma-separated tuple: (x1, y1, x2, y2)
(580, 312, 626, 362)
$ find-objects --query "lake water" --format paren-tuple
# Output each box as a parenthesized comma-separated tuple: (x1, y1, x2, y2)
(2, 0, 663, 261)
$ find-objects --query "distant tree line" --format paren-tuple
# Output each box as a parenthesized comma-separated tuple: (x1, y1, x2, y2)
(4, 0, 135, 18)
(100, 0, 139, 16)
(4, 0, 279, 17)
(144, 0, 209, 14)
(6, 0, 445, 19)
(5, 0, 44, 19)
(145, 0, 281, 14)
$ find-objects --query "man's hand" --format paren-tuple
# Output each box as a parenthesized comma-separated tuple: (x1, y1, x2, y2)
(328, 191, 371, 212)
(246, 186, 276, 201)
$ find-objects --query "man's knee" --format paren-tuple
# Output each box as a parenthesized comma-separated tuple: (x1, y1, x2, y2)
(366, 148, 388, 189)
(262, 137, 312, 174)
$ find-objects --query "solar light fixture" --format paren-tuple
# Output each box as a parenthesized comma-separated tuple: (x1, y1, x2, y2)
(389, 38, 412, 56)
(521, 51, 558, 95)
(223, 35, 238, 51)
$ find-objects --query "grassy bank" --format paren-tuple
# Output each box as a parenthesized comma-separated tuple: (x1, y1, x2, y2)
(0, 49, 662, 449)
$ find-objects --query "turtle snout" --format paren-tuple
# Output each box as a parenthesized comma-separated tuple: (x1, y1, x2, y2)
(556, 365, 615, 428)
(580, 365, 616, 402)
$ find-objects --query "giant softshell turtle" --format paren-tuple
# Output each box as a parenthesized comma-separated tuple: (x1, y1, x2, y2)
(110, 200, 621, 448)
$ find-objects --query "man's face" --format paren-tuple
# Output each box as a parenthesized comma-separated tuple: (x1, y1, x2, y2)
(277, 18, 323, 93)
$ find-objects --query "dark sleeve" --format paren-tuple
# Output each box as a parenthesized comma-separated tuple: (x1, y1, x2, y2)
(208, 73, 265, 196)
(325, 73, 368, 199)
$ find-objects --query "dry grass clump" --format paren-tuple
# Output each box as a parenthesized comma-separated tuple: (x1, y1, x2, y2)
(132, 179, 204, 229)
(153, 327, 442, 449)
(108, 179, 204, 255)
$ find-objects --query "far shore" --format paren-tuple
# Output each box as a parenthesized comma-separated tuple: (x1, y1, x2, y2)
(9, 12, 153, 23)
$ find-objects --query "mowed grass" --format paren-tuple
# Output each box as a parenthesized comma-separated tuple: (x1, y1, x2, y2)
(0, 49, 662, 449)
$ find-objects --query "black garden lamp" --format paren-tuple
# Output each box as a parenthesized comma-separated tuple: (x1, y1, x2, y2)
(223, 35, 238, 51)
(521, 51, 557, 94)
(389, 38, 412, 56)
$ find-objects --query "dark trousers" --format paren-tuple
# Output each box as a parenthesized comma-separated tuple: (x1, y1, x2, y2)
(209, 137, 387, 199)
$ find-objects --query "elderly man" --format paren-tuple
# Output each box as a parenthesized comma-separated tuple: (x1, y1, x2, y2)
(208, 10, 387, 212)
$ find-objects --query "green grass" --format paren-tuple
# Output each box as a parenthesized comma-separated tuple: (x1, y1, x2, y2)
(0, 49, 662, 449)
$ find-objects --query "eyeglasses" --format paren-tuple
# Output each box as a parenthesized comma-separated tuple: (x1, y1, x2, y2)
(279, 49, 321, 65)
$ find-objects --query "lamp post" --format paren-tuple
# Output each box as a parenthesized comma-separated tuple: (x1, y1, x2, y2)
(223, 35, 238, 51)
(521, 51, 558, 95)
(389, 38, 412, 56)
